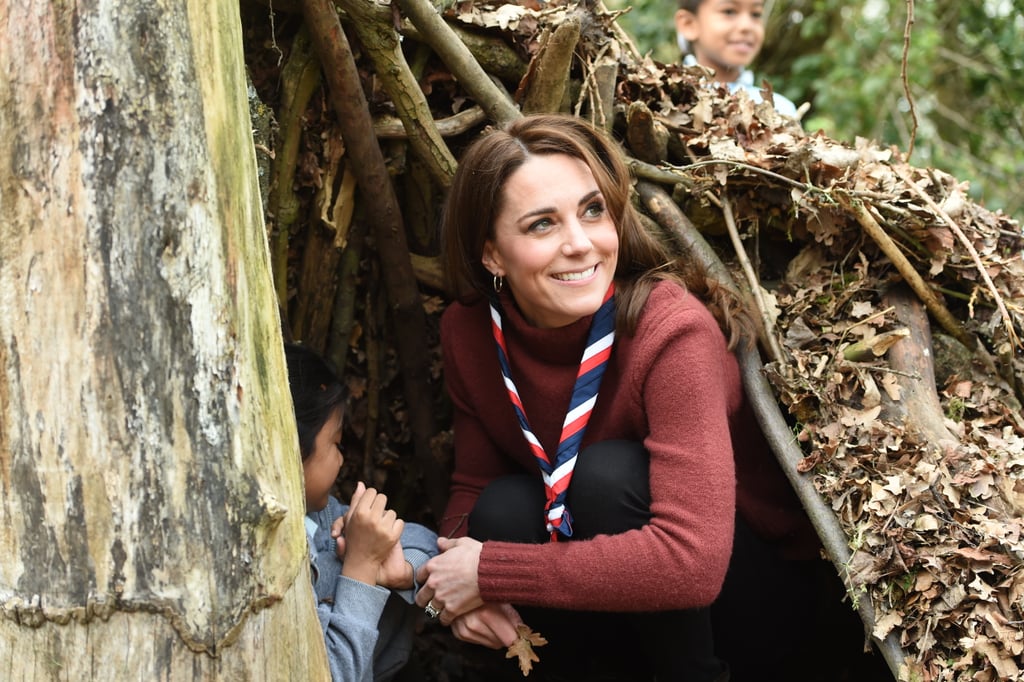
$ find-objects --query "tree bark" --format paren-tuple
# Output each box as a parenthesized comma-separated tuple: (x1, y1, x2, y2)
(0, 0, 326, 678)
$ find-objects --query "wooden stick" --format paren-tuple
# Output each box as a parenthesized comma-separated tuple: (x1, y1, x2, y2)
(393, 0, 520, 126)
(335, 0, 456, 188)
(520, 16, 580, 114)
(302, 0, 448, 517)
(625, 100, 668, 164)
(268, 29, 321, 308)
(840, 193, 977, 351)
(374, 106, 488, 139)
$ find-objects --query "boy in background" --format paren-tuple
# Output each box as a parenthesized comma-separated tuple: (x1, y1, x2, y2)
(675, 0, 800, 117)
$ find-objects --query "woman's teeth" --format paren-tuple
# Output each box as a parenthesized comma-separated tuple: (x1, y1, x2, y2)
(554, 265, 596, 281)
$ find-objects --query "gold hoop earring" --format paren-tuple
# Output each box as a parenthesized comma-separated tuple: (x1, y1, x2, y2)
(493, 275, 504, 293)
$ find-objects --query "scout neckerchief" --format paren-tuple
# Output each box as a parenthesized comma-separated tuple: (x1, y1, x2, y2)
(490, 283, 616, 541)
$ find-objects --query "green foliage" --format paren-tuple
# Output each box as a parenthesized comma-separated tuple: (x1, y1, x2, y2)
(610, 0, 1024, 221)
(609, 0, 679, 63)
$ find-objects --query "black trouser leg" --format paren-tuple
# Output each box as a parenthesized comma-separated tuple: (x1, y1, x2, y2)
(711, 514, 818, 681)
(469, 440, 726, 682)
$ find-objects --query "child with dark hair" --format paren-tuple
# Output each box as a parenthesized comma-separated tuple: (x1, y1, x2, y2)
(285, 343, 437, 682)
(675, 0, 799, 117)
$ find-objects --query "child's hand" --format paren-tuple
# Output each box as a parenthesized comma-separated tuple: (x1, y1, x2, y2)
(339, 484, 403, 586)
(376, 542, 413, 590)
(329, 482, 365, 560)
(332, 483, 412, 589)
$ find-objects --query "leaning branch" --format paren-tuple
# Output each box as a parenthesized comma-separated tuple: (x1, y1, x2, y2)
(839, 193, 978, 352)
(302, 0, 449, 517)
(393, 0, 521, 126)
(335, 0, 456, 188)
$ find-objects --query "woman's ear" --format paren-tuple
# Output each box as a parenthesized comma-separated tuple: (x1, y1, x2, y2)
(481, 241, 502, 276)
(674, 9, 700, 43)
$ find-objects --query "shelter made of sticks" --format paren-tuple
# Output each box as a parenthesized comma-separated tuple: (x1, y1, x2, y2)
(243, 1, 1024, 679)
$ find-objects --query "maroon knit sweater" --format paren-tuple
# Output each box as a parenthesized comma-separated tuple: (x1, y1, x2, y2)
(440, 281, 818, 612)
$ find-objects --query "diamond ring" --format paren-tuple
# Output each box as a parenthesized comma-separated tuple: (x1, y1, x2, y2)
(424, 601, 441, 620)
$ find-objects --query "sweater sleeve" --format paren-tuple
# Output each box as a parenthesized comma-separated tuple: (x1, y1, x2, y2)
(317, 576, 390, 682)
(477, 293, 737, 612)
(395, 522, 439, 603)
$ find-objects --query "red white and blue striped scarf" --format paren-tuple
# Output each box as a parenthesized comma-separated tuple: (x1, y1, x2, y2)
(489, 283, 616, 541)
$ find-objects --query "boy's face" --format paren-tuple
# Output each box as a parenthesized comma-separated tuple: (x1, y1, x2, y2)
(675, 0, 765, 83)
(302, 408, 344, 512)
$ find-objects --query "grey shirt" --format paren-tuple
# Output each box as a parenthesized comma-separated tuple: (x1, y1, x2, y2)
(307, 496, 438, 681)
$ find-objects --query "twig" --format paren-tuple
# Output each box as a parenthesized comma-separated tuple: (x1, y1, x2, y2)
(891, 163, 1020, 349)
(594, 0, 642, 63)
(719, 194, 786, 366)
(839, 193, 977, 352)
(900, 0, 918, 159)
(393, 0, 520, 126)
(336, 0, 457, 188)
(576, 42, 618, 132)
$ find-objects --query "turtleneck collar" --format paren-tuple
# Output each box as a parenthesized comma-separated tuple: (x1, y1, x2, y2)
(494, 288, 594, 365)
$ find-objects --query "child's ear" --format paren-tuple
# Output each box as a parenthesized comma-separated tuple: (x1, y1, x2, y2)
(674, 9, 700, 43)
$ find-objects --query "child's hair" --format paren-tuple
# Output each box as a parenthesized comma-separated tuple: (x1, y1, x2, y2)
(283, 343, 347, 461)
(676, 0, 702, 54)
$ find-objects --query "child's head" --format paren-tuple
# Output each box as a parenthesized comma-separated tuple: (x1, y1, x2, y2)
(675, 0, 765, 83)
(284, 343, 348, 511)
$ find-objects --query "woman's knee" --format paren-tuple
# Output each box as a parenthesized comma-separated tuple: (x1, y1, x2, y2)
(468, 474, 548, 542)
(567, 440, 651, 538)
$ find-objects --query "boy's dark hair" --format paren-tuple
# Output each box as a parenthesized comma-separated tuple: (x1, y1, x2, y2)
(283, 343, 347, 461)
(678, 0, 701, 10)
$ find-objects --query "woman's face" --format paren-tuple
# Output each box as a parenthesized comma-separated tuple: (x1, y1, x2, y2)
(482, 153, 618, 329)
(302, 407, 344, 512)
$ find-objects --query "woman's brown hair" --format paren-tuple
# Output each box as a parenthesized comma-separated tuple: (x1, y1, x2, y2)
(440, 113, 753, 348)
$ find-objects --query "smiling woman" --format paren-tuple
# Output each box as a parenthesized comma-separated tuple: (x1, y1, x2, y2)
(481, 153, 618, 329)
(419, 114, 822, 681)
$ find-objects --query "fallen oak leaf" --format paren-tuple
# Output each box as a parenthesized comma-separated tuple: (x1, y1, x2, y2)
(506, 623, 548, 676)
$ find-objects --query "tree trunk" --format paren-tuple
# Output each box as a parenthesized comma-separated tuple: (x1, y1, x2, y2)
(0, 0, 327, 678)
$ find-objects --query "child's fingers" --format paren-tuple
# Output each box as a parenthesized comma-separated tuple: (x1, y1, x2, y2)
(330, 515, 345, 538)
(348, 481, 367, 508)
(389, 516, 405, 544)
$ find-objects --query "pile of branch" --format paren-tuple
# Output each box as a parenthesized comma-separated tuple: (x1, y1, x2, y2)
(243, 1, 1024, 679)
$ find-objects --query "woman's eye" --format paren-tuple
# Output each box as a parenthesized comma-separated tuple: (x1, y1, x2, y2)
(584, 202, 606, 218)
(527, 218, 553, 233)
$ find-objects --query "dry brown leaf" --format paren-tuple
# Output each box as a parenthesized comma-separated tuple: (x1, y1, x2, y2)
(505, 624, 548, 677)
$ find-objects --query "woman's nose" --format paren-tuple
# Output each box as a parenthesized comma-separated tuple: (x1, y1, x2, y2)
(561, 221, 593, 255)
